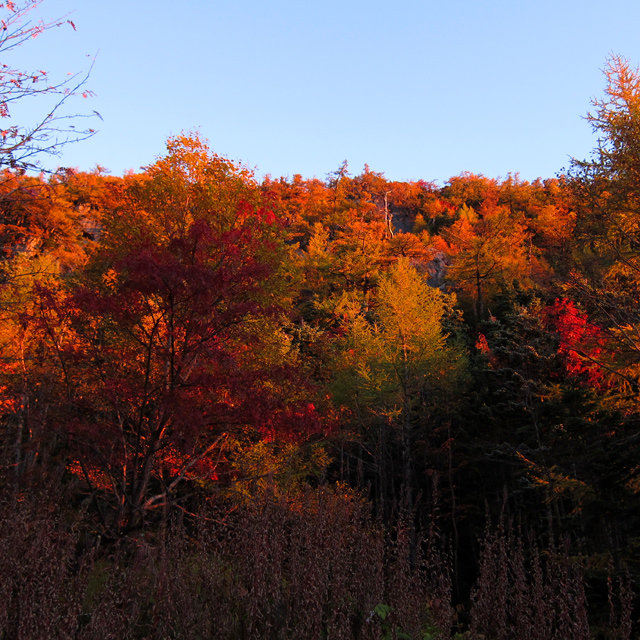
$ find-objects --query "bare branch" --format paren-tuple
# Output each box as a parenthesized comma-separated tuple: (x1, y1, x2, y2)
(0, 1, 99, 172)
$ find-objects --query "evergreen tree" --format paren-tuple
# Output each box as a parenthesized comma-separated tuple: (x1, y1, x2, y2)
(332, 258, 466, 514)
(568, 55, 640, 389)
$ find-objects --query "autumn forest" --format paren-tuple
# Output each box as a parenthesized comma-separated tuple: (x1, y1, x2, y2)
(2, 4, 640, 637)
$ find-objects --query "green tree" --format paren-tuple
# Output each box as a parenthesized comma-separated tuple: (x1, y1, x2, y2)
(459, 292, 640, 558)
(332, 258, 466, 511)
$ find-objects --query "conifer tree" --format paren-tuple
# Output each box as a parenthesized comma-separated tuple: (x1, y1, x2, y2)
(332, 258, 466, 511)
(569, 55, 640, 390)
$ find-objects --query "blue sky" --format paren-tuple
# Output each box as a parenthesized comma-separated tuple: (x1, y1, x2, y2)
(8, 0, 640, 184)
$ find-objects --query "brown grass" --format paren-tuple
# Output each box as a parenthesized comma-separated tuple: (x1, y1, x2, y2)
(0, 478, 636, 639)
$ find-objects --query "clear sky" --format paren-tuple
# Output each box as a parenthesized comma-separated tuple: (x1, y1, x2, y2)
(8, 0, 640, 184)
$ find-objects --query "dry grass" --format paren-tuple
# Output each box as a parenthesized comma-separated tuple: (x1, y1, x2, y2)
(0, 478, 636, 639)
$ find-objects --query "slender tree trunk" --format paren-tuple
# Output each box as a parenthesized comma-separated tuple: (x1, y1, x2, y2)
(401, 328, 413, 515)
(475, 266, 484, 321)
